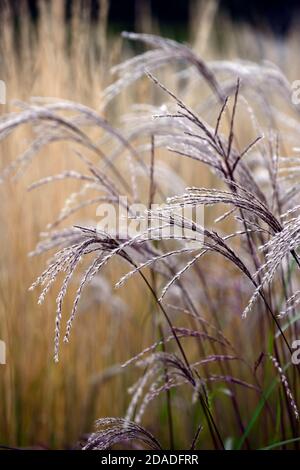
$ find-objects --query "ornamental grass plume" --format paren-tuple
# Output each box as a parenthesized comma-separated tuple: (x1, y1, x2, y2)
(1, 30, 300, 450)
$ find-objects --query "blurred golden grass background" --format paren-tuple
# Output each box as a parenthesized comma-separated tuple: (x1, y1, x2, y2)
(0, 0, 300, 448)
